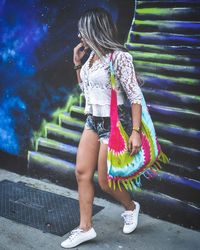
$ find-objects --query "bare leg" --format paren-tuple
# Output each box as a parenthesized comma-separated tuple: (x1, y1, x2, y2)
(75, 128, 100, 231)
(97, 143, 135, 211)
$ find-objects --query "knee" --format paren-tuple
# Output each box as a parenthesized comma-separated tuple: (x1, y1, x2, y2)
(75, 166, 92, 183)
(98, 177, 110, 193)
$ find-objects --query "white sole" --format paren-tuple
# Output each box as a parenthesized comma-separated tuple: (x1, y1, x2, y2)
(61, 231, 97, 248)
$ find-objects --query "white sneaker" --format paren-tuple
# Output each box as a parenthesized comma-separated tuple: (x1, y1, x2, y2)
(61, 227, 97, 248)
(121, 201, 140, 234)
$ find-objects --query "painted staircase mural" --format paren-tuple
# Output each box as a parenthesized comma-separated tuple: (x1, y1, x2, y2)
(28, 0, 200, 230)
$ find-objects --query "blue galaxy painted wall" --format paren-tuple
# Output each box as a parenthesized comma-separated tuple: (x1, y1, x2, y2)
(0, 0, 200, 230)
(0, 0, 133, 156)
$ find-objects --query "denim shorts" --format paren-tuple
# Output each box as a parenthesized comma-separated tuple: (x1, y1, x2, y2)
(84, 105, 133, 144)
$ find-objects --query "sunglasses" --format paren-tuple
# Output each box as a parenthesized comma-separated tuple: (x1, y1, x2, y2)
(78, 32, 83, 39)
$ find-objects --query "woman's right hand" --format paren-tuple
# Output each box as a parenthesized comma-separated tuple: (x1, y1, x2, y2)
(73, 42, 88, 65)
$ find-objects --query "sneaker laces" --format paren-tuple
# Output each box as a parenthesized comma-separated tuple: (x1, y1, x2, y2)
(68, 228, 84, 241)
(121, 212, 134, 225)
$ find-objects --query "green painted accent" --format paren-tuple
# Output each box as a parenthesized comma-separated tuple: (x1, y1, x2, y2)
(126, 42, 169, 50)
(135, 20, 185, 28)
(28, 151, 72, 167)
(45, 124, 81, 140)
(136, 8, 187, 15)
(52, 94, 79, 122)
(129, 50, 191, 62)
(154, 121, 200, 133)
(159, 138, 200, 153)
(59, 113, 85, 127)
(44, 122, 54, 138)
(125, 42, 200, 53)
(131, 31, 199, 39)
(170, 91, 200, 101)
(134, 20, 200, 31)
(70, 105, 85, 114)
(35, 139, 39, 152)
(158, 138, 173, 146)
(142, 72, 199, 86)
(126, 31, 131, 45)
(125, 14, 135, 45)
(143, 88, 200, 103)
(134, 60, 195, 72)
(37, 137, 67, 150)
(154, 104, 199, 116)
(33, 119, 49, 151)
(158, 137, 200, 153)
(31, 88, 81, 150)
(137, 8, 167, 15)
(79, 93, 85, 107)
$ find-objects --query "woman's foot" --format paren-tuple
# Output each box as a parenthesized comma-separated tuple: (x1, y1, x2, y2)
(121, 201, 140, 234)
(61, 227, 97, 248)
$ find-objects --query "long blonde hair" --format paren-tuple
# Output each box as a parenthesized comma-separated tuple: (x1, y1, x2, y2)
(78, 7, 143, 86)
(78, 7, 128, 59)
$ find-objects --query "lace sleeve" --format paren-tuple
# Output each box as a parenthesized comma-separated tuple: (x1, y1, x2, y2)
(78, 67, 85, 94)
(114, 51, 142, 105)
(78, 81, 84, 93)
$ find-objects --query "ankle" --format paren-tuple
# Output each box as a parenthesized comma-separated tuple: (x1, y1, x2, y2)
(124, 200, 135, 211)
(79, 224, 92, 232)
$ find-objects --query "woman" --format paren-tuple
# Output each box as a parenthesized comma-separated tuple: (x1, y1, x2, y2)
(61, 7, 143, 249)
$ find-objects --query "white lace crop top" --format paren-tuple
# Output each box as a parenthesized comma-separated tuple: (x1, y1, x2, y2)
(78, 50, 143, 117)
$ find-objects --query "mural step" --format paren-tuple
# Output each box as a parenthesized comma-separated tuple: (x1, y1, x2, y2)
(138, 188, 200, 231)
(27, 151, 76, 184)
(29, 143, 200, 206)
(79, 93, 86, 107)
(164, 160, 200, 182)
(135, 6, 199, 21)
(133, 20, 200, 35)
(134, 60, 199, 78)
(141, 73, 199, 95)
(137, 0, 199, 7)
(130, 50, 200, 66)
(126, 43, 200, 58)
(70, 106, 85, 121)
(159, 137, 200, 169)
(27, 151, 200, 231)
(44, 124, 81, 146)
(58, 112, 85, 132)
(154, 121, 199, 151)
(142, 170, 200, 206)
(148, 103, 199, 130)
(130, 31, 200, 47)
(35, 137, 77, 162)
(143, 88, 199, 113)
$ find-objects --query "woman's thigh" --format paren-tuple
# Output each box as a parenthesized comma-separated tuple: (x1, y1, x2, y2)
(76, 128, 100, 179)
(97, 142, 108, 185)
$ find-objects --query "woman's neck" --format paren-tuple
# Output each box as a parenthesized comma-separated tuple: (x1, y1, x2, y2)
(93, 49, 112, 58)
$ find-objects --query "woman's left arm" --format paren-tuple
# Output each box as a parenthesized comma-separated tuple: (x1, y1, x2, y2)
(129, 103, 142, 156)
(115, 51, 143, 156)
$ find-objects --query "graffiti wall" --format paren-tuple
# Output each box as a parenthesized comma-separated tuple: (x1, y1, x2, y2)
(0, 0, 200, 230)
(0, 0, 133, 157)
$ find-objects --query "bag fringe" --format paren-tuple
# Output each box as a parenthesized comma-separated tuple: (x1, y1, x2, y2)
(108, 150, 169, 192)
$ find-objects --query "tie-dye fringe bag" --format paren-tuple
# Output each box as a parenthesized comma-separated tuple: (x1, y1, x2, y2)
(107, 53, 169, 192)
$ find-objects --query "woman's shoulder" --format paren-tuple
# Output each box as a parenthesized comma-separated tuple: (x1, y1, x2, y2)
(113, 49, 133, 63)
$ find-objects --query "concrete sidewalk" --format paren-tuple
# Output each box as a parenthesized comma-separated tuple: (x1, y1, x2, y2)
(0, 168, 200, 250)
